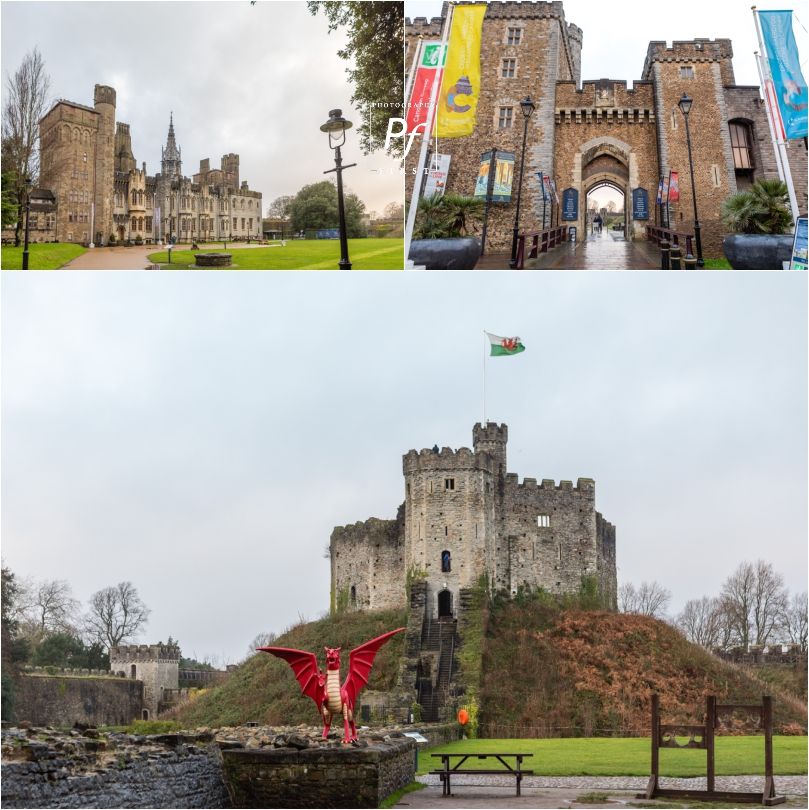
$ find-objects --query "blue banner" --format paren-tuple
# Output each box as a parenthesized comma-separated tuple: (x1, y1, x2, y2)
(632, 188, 649, 221)
(316, 229, 340, 239)
(536, 172, 547, 201)
(759, 11, 808, 139)
(561, 188, 578, 221)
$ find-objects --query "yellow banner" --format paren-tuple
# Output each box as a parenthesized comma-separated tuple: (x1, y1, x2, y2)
(435, 5, 486, 138)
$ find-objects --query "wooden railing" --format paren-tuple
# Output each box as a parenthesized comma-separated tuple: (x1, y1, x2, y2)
(646, 225, 695, 257)
(515, 226, 567, 269)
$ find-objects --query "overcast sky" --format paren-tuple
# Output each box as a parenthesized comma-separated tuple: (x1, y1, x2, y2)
(2, 272, 806, 663)
(1, 1, 402, 216)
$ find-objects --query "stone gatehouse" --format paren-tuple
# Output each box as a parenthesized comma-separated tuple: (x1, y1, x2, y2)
(23, 84, 262, 247)
(329, 423, 616, 623)
(405, 2, 808, 257)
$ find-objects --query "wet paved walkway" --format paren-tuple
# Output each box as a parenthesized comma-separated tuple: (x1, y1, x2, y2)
(473, 230, 661, 271)
(60, 243, 270, 270)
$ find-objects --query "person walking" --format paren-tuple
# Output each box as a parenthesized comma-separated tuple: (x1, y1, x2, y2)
(594, 214, 603, 233)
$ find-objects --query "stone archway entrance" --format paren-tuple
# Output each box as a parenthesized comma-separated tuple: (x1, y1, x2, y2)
(117, 225, 126, 243)
(571, 136, 640, 242)
(585, 179, 626, 234)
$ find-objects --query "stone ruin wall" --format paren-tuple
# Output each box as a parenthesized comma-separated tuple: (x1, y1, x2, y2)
(596, 511, 617, 608)
(15, 673, 143, 728)
(330, 510, 406, 612)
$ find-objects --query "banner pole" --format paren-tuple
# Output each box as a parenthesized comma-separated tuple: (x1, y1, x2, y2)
(404, 4, 453, 267)
(752, 6, 799, 231)
(753, 51, 786, 182)
(404, 38, 423, 115)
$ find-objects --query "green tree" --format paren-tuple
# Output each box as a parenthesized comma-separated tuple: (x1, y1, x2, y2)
(31, 633, 110, 670)
(308, 2, 403, 157)
(287, 180, 367, 237)
(1, 171, 18, 228)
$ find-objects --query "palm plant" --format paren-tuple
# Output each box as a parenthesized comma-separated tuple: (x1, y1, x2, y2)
(721, 178, 794, 235)
(408, 192, 486, 239)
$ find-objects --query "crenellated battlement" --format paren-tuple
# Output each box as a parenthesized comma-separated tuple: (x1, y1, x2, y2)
(93, 84, 116, 108)
(402, 445, 494, 473)
(505, 475, 595, 492)
(110, 644, 180, 663)
(642, 38, 734, 81)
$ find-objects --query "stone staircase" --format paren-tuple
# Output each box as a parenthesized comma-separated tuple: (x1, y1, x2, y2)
(418, 617, 458, 722)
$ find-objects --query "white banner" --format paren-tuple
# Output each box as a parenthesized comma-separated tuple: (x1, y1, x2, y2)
(423, 154, 451, 198)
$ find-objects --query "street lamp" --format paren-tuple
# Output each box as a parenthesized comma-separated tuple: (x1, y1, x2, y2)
(22, 177, 33, 270)
(509, 96, 536, 269)
(320, 108, 357, 270)
(677, 92, 704, 267)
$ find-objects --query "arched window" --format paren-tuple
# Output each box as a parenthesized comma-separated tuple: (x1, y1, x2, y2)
(73, 150, 77, 164)
(232, 198, 237, 208)
(441, 550, 451, 572)
(248, 200, 253, 209)
(142, 709, 149, 720)
(138, 217, 143, 230)
(138, 190, 143, 205)
(241, 199, 245, 209)
(83, 152, 87, 163)
(83, 131, 89, 144)
(73, 129, 79, 141)
(192, 197, 196, 211)
(131, 664, 137, 679)
(131, 217, 137, 230)
(63, 125, 70, 141)
(131, 190, 137, 205)
(350, 585, 356, 604)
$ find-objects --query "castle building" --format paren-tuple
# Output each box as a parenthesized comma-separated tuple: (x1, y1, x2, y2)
(330, 423, 617, 621)
(405, 2, 808, 257)
(109, 643, 180, 721)
(32, 84, 262, 246)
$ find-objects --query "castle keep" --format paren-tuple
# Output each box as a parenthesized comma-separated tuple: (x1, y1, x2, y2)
(330, 423, 616, 622)
(27, 84, 262, 246)
(405, 2, 808, 257)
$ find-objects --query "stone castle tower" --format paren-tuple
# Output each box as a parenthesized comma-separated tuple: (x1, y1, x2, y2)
(109, 644, 179, 721)
(330, 423, 616, 622)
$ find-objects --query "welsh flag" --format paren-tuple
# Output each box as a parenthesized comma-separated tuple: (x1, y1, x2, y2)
(486, 333, 525, 356)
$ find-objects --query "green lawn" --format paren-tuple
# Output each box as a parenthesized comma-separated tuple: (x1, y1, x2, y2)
(701, 257, 732, 269)
(147, 239, 403, 270)
(1, 243, 87, 269)
(417, 737, 807, 778)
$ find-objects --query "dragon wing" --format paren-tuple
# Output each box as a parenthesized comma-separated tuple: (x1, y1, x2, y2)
(342, 628, 406, 708)
(257, 646, 323, 707)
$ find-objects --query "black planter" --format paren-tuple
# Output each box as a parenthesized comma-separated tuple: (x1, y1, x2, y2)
(722, 234, 794, 270)
(408, 236, 482, 270)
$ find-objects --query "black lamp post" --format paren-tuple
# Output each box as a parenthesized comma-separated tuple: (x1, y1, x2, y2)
(22, 177, 33, 270)
(678, 92, 704, 268)
(509, 96, 535, 269)
(320, 109, 357, 270)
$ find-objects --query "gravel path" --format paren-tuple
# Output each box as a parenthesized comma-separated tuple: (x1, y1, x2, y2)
(417, 773, 808, 795)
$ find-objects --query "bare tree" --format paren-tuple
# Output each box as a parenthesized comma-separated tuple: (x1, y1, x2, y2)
(720, 560, 787, 648)
(1, 48, 53, 245)
(676, 596, 723, 648)
(383, 201, 404, 220)
(618, 581, 671, 618)
(265, 195, 294, 219)
(606, 200, 617, 213)
(368, 210, 378, 222)
(83, 582, 151, 650)
(17, 579, 81, 645)
(780, 590, 808, 651)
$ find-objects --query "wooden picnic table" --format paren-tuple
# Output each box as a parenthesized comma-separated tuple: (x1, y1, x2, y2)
(430, 752, 534, 797)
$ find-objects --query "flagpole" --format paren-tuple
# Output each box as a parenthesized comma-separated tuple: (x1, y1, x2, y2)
(483, 331, 486, 427)
(404, 38, 423, 118)
(753, 51, 786, 182)
(752, 6, 799, 231)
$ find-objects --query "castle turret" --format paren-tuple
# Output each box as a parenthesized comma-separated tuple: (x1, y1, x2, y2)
(109, 644, 180, 721)
(93, 84, 117, 244)
(114, 122, 136, 172)
(472, 422, 508, 476)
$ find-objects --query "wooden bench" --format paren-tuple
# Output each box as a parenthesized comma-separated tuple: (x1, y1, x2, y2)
(430, 752, 533, 797)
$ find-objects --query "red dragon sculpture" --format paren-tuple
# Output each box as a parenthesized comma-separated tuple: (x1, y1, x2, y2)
(257, 627, 405, 743)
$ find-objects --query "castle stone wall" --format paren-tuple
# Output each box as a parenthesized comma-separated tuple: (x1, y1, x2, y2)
(330, 513, 406, 611)
(16, 674, 143, 727)
(596, 511, 617, 608)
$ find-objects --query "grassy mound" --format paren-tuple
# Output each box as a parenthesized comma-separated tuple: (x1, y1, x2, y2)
(173, 608, 408, 728)
(478, 593, 807, 736)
